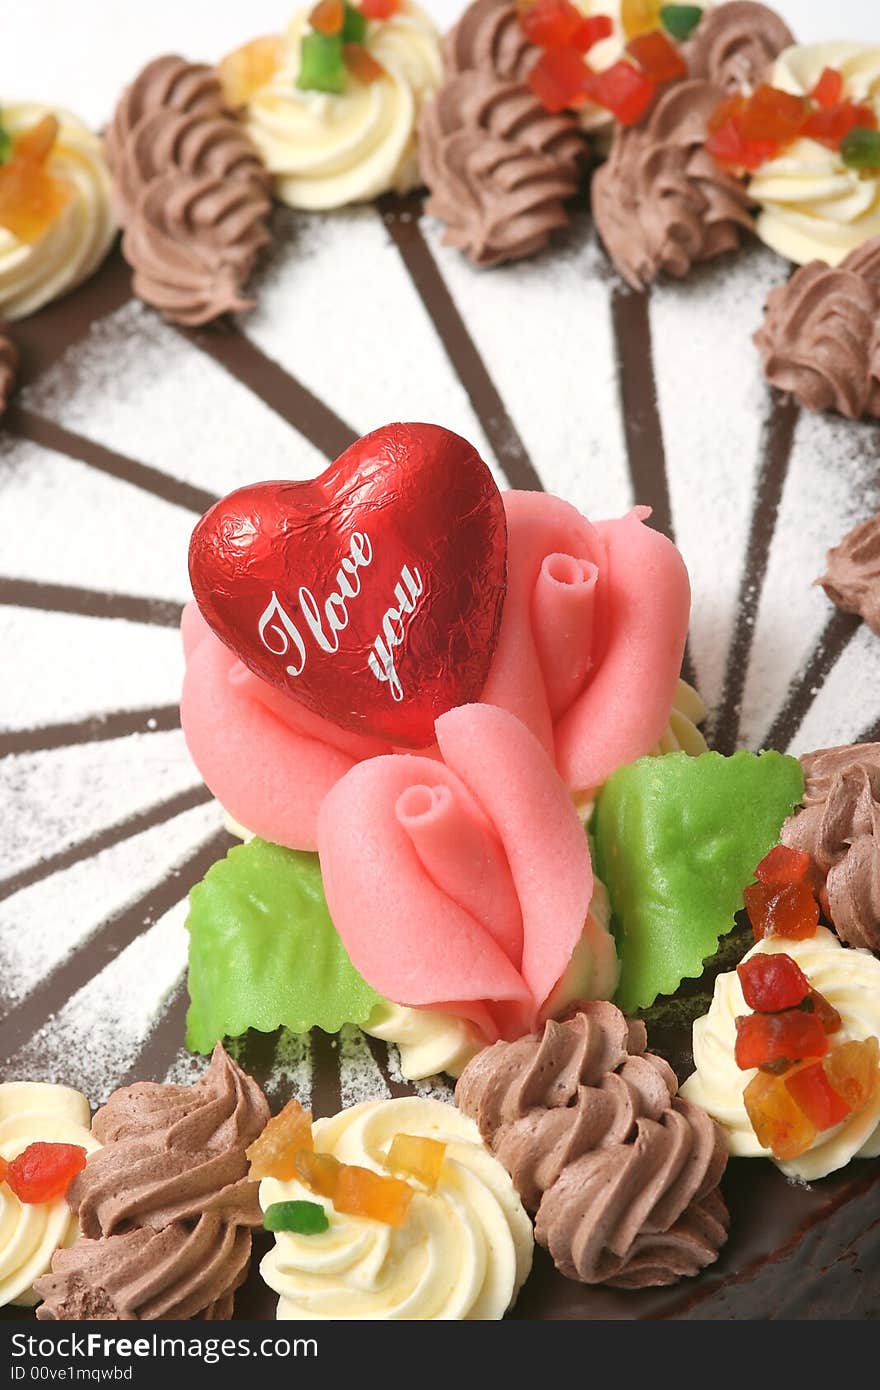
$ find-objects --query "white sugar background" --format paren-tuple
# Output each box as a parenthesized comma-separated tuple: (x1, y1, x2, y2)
(1, 0, 878, 1106)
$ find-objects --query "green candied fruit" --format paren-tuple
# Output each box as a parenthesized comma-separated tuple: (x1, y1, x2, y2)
(659, 4, 704, 41)
(593, 749, 804, 1014)
(0, 117, 11, 166)
(341, 2, 368, 44)
(264, 1200, 330, 1235)
(840, 126, 880, 172)
(297, 31, 346, 94)
(185, 838, 382, 1054)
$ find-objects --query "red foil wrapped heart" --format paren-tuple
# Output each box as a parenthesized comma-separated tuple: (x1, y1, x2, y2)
(188, 423, 508, 747)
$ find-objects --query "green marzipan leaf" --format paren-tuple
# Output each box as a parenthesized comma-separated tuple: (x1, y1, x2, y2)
(185, 837, 382, 1054)
(593, 750, 805, 1015)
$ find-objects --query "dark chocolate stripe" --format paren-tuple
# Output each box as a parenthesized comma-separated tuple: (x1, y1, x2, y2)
(0, 704, 180, 757)
(711, 394, 798, 755)
(8, 245, 130, 386)
(179, 322, 357, 461)
(364, 1033, 414, 1101)
(123, 981, 192, 1087)
(0, 578, 183, 628)
(0, 783, 211, 907)
(4, 405, 218, 516)
(0, 824, 228, 1062)
(377, 192, 544, 492)
(761, 609, 862, 753)
(309, 1027, 341, 1119)
(609, 286, 673, 542)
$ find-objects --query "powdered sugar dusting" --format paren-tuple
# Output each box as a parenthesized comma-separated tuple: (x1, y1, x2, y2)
(792, 623, 880, 755)
(338, 1024, 391, 1109)
(0, 799, 221, 1005)
(1, 728, 199, 880)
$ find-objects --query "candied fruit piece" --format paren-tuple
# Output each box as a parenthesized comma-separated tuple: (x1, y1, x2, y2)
(217, 36, 284, 107)
(804, 101, 878, 149)
(263, 1199, 329, 1234)
(626, 30, 687, 82)
(660, 3, 703, 41)
(529, 47, 589, 113)
(823, 1037, 880, 1111)
(707, 93, 746, 134)
(386, 1134, 447, 1190)
(705, 118, 778, 172)
(803, 988, 842, 1035)
(744, 1071, 818, 1160)
(344, 43, 385, 83)
(734, 1008, 828, 1071)
(737, 952, 810, 1013)
(572, 15, 614, 52)
(519, 0, 584, 48)
(360, 0, 399, 16)
(811, 66, 844, 109)
(744, 880, 819, 942)
(0, 1157, 7, 1183)
(0, 115, 72, 245)
(841, 125, 880, 171)
(6, 1143, 87, 1204)
(294, 1149, 342, 1200)
(621, 0, 663, 39)
(739, 84, 808, 144)
(582, 60, 655, 125)
(333, 1163, 413, 1227)
(310, 0, 345, 35)
(298, 30, 347, 93)
(246, 1099, 313, 1181)
(754, 844, 812, 889)
(785, 1061, 851, 1131)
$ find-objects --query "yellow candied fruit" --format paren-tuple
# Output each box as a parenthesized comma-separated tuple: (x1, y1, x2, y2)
(246, 1099, 314, 1180)
(386, 1133, 447, 1191)
(217, 35, 285, 108)
(743, 1070, 818, 1161)
(294, 1148, 342, 1200)
(0, 114, 72, 245)
(333, 1163, 414, 1228)
(621, 0, 663, 38)
(824, 1036, 880, 1112)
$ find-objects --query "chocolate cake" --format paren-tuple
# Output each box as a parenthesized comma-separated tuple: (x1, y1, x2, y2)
(2, 0, 879, 1321)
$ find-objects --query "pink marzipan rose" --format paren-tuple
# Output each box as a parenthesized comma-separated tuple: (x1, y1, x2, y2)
(179, 491, 690, 848)
(317, 702, 617, 1042)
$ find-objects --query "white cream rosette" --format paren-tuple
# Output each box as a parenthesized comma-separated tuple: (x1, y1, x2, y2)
(681, 927, 880, 1181)
(0, 1083, 99, 1306)
(260, 1096, 533, 1318)
(244, 2, 442, 210)
(752, 43, 880, 266)
(0, 104, 116, 320)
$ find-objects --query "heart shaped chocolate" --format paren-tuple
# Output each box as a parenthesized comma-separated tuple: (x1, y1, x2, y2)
(188, 422, 508, 747)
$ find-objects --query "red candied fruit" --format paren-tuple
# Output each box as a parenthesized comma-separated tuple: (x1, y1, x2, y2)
(707, 92, 745, 134)
(754, 844, 812, 889)
(737, 952, 810, 1013)
(519, 0, 585, 48)
(803, 100, 878, 149)
(705, 118, 778, 171)
(738, 84, 808, 144)
(811, 66, 844, 109)
(804, 987, 842, 1035)
(528, 47, 590, 113)
(626, 30, 687, 83)
(6, 1143, 87, 1204)
(572, 15, 614, 52)
(734, 1008, 828, 1071)
(359, 0, 399, 17)
(582, 60, 655, 125)
(743, 879, 819, 943)
(785, 1061, 851, 1131)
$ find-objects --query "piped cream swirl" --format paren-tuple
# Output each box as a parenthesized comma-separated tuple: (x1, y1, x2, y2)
(244, 3, 442, 211)
(0, 1083, 99, 1308)
(682, 927, 880, 1180)
(0, 104, 115, 321)
(752, 43, 880, 266)
(260, 1096, 533, 1319)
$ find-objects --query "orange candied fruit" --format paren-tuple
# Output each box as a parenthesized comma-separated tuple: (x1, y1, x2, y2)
(246, 1099, 314, 1181)
(386, 1133, 447, 1190)
(744, 1070, 817, 1160)
(738, 84, 808, 144)
(360, 0, 400, 17)
(621, 0, 663, 39)
(743, 879, 819, 943)
(0, 1157, 7, 1184)
(626, 30, 687, 83)
(333, 1163, 414, 1227)
(0, 115, 72, 246)
(217, 35, 284, 108)
(811, 66, 844, 110)
(823, 1036, 880, 1112)
(343, 43, 386, 84)
(309, 0, 345, 35)
(294, 1148, 342, 1200)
